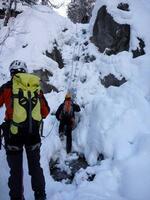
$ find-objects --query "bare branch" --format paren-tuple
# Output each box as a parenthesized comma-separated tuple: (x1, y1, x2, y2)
(47, 0, 64, 9)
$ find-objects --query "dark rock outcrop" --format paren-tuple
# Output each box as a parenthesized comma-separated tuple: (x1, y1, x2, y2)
(84, 53, 96, 63)
(0, 9, 5, 19)
(34, 69, 53, 81)
(91, 5, 130, 55)
(0, 9, 21, 19)
(50, 152, 104, 183)
(46, 46, 64, 69)
(117, 3, 129, 11)
(132, 37, 145, 58)
(33, 69, 58, 94)
(22, 44, 28, 48)
(50, 153, 89, 183)
(100, 73, 127, 88)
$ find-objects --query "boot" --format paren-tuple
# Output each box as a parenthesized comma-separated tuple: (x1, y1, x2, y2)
(34, 191, 46, 200)
(35, 196, 46, 200)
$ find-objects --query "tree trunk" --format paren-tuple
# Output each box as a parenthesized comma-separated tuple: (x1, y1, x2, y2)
(4, 0, 14, 26)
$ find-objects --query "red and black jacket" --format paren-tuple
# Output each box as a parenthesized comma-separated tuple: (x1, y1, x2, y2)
(0, 80, 50, 122)
(56, 101, 80, 121)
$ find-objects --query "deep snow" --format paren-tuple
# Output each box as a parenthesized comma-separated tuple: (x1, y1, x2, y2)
(1, 0, 150, 200)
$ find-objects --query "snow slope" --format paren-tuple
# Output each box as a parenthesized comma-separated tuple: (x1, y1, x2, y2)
(1, 0, 150, 200)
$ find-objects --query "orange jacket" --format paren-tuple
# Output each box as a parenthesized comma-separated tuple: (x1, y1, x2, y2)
(0, 80, 50, 121)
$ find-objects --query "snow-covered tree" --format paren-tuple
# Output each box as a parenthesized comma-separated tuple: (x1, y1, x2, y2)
(0, 0, 65, 26)
(1, 0, 37, 9)
(0, 0, 38, 26)
(67, 0, 95, 23)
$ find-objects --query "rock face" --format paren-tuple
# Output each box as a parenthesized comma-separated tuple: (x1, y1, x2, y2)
(100, 73, 127, 88)
(34, 42, 64, 93)
(50, 152, 104, 184)
(0, 9, 5, 19)
(50, 153, 89, 183)
(117, 3, 130, 11)
(91, 5, 130, 55)
(33, 69, 58, 94)
(0, 9, 21, 19)
(132, 37, 145, 58)
(46, 46, 64, 69)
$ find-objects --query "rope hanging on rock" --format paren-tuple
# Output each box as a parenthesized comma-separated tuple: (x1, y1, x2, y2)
(67, 24, 83, 101)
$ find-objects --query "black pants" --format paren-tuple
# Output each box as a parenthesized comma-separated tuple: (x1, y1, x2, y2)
(6, 145, 46, 200)
(59, 119, 73, 154)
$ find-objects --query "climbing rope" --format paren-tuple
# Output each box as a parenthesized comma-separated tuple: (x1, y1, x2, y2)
(67, 23, 83, 100)
(41, 118, 57, 140)
(72, 43, 82, 89)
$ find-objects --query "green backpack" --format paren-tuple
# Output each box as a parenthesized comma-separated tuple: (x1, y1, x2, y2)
(10, 73, 42, 135)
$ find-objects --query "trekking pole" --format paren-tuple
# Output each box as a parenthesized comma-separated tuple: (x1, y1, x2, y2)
(28, 91, 33, 134)
(40, 120, 44, 138)
(0, 132, 1, 150)
(0, 125, 2, 150)
(0, 123, 5, 150)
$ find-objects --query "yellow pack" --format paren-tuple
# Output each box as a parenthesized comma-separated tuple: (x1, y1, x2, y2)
(10, 73, 42, 134)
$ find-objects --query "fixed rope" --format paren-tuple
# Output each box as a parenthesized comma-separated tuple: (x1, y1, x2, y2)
(41, 118, 57, 140)
(67, 23, 83, 100)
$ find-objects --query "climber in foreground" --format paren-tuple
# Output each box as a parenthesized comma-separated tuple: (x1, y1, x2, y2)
(0, 60, 50, 200)
(56, 92, 80, 154)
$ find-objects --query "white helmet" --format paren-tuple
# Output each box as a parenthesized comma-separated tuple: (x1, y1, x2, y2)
(9, 60, 28, 75)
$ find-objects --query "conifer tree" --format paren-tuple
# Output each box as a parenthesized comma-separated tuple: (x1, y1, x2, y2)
(1, 0, 64, 26)
(67, 0, 95, 23)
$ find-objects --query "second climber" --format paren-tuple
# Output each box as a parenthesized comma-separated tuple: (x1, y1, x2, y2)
(56, 93, 80, 154)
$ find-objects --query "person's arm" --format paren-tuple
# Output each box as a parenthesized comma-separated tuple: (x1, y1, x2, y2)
(73, 103, 81, 112)
(40, 91, 50, 119)
(0, 85, 4, 108)
(56, 104, 63, 121)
